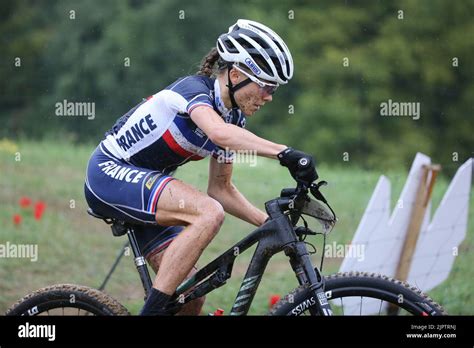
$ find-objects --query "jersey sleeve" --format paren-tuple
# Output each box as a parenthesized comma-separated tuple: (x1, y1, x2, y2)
(167, 76, 214, 115)
(186, 94, 213, 115)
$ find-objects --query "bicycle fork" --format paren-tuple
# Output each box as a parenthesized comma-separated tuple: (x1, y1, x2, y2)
(286, 241, 333, 316)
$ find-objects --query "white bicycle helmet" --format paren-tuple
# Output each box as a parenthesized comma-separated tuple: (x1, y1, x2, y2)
(217, 19, 294, 85)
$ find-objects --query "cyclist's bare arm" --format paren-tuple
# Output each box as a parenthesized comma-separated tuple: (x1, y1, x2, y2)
(207, 156, 268, 226)
(189, 106, 286, 158)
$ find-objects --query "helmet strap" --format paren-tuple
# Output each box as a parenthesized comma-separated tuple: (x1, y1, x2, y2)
(226, 63, 252, 110)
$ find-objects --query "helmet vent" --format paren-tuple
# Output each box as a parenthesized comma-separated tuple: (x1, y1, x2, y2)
(252, 55, 272, 77)
(224, 39, 238, 53)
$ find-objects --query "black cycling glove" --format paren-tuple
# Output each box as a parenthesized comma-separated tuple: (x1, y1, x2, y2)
(277, 147, 318, 186)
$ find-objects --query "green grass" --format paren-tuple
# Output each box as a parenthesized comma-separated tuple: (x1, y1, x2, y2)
(0, 139, 472, 315)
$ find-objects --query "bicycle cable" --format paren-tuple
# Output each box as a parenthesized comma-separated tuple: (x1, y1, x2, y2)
(320, 233, 327, 272)
(300, 214, 326, 272)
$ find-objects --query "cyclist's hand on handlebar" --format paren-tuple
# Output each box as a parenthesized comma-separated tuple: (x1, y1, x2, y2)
(277, 147, 318, 186)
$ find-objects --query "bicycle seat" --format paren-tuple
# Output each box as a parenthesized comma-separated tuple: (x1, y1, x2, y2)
(87, 208, 109, 220)
(86, 208, 130, 237)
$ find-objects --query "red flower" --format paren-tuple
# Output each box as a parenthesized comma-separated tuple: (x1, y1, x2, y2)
(269, 294, 281, 308)
(13, 214, 22, 225)
(34, 201, 46, 220)
(213, 308, 224, 316)
(19, 196, 32, 208)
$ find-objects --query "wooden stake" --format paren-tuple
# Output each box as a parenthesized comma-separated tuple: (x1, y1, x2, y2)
(388, 164, 441, 314)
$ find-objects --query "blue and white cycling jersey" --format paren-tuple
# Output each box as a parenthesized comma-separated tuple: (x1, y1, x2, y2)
(102, 75, 246, 173)
(85, 75, 246, 259)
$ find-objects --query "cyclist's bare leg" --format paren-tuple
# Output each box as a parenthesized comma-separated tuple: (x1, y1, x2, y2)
(153, 179, 224, 295)
(147, 251, 205, 315)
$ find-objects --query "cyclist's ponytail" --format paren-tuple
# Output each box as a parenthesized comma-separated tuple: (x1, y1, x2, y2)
(197, 47, 226, 77)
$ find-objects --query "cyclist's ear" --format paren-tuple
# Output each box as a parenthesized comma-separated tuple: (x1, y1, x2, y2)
(228, 67, 242, 84)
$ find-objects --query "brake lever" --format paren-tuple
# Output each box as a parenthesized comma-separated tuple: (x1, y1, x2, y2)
(310, 181, 338, 223)
(310, 181, 328, 203)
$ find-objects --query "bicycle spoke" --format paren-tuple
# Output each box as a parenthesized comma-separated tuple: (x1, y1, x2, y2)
(340, 297, 344, 315)
(359, 296, 363, 316)
(378, 300, 383, 316)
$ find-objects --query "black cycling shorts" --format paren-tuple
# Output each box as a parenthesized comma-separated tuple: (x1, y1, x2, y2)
(84, 143, 184, 259)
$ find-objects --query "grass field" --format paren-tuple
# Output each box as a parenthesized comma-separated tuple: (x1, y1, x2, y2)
(0, 139, 472, 315)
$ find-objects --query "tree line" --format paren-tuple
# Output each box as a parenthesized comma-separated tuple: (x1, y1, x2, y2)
(1, 0, 472, 172)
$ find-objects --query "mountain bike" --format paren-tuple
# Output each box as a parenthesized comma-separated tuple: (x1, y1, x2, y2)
(6, 180, 446, 316)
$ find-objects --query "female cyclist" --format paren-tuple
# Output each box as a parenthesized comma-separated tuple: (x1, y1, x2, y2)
(84, 19, 317, 315)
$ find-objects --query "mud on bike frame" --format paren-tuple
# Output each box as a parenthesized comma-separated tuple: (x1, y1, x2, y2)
(95, 181, 336, 316)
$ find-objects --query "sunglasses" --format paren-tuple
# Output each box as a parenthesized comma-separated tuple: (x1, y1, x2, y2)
(233, 64, 279, 96)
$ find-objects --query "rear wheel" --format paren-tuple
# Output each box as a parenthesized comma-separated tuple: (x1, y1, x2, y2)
(5, 284, 130, 316)
(269, 272, 446, 316)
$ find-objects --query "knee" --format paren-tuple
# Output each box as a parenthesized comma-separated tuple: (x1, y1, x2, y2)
(196, 197, 225, 232)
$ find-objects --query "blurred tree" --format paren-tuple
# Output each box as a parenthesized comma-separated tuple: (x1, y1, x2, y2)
(1, 0, 473, 172)
(38, 0, 245, 141)
(247, 0, 473, 172)
(0, 0, 58, 137)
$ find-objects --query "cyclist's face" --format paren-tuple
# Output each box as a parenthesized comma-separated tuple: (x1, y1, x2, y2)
(233, 71, 273, 116)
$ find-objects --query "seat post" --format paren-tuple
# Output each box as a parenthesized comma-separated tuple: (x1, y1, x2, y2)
(126, 227, 153, 300)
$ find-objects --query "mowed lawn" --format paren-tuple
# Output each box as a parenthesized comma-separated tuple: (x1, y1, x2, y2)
(0, 139, 472, 315)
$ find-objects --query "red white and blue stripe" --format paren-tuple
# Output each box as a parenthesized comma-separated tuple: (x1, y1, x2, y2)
(147, 176, 175, 214)
(102, 75, 246, 173)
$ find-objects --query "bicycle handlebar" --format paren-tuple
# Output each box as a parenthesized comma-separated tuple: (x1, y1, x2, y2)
(282, 181, 327, 204)
(278, 180, 337, 226)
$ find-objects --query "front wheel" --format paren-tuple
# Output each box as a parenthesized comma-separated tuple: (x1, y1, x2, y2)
(269, 272, 446, 316)
(5, 284, 130, 316)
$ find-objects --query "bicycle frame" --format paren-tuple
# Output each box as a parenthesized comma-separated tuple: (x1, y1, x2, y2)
(127, 193, 334, 316)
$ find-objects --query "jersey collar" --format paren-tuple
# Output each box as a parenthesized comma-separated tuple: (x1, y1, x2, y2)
(213, 78, 230, 116)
